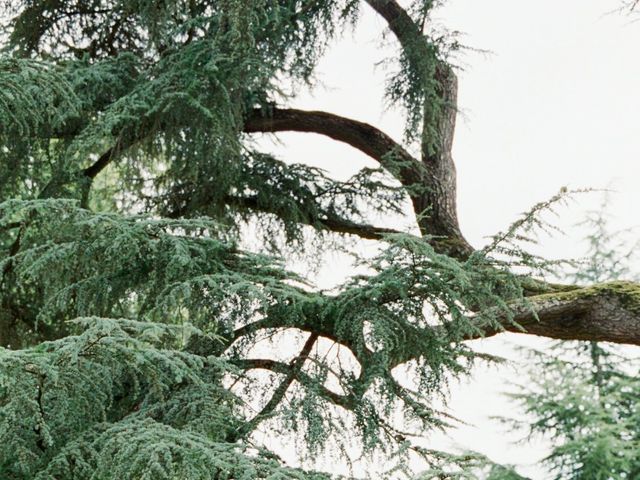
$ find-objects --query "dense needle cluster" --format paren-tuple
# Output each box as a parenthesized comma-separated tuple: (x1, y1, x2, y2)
(1, 1, 637, 479)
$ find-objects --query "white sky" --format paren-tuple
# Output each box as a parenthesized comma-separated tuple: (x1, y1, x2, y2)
(254, 0, 640, 478)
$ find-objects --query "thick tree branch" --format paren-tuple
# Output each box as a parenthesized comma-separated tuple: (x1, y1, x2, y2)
(27, 85, 640, 351)
(364, 0, 470, 254)
(77, 106, 460, 248)
(501, 281, 640, 345)
(374, 281, 640, 368)
(82, 145, 119, 180)
(72, 110, 407, 241)
(244, 107, 422, 188)
(228, 280, 640, 363)
(0, 222, 22, 233)
(82, 131, 145, 180)
(363, 0, 428, 59)
(243, 106, 472, 256)
(359, 0, 640, 350)
(426, 281, 640, 346)
(419, 67, 463, 242)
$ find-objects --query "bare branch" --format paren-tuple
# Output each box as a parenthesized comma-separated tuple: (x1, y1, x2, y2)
(226, 194, 403, 240)
(246, 333, 318, 428)
(231, 356, 354, 411)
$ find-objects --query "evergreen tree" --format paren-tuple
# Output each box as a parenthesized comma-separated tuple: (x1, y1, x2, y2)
(0, 1, 638, 478)
(507, 204, 640, 480)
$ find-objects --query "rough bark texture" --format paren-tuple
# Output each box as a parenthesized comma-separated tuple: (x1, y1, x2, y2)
(418, 67, 463, 242)
(364, 0, 466, 244)
(505, 281, 640, 345)
(242, 0, 640, 348)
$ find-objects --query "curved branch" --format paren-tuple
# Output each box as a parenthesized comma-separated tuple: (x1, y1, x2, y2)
(363, 0, 428, 59)
(243, 106, 472, 256)
(83, 111, 409, 241)
(244, 107, 422, 188)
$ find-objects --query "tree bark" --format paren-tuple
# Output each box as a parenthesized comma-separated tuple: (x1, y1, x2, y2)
(363, 0, 467, 246)
(499, 281, 640, 345)
(242, 1, 640, 349)
(244, 107, 422, 189)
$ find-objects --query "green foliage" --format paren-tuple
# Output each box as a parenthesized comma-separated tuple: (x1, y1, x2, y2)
(0, 195, 532, 477)
(0, 1, 610, 479)
(505, 202, 640, 479)
(0, 58, 77, 137)
(0, 199, 319, 343)
(0, 318, 333, 479)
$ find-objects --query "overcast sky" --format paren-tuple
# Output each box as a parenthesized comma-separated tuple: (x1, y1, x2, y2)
(255, 1, 640, 477)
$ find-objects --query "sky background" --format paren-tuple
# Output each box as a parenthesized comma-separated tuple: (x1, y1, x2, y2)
(253, 0, 640, 477)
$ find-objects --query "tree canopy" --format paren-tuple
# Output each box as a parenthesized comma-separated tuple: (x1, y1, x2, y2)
(0, 1, 638, 478)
